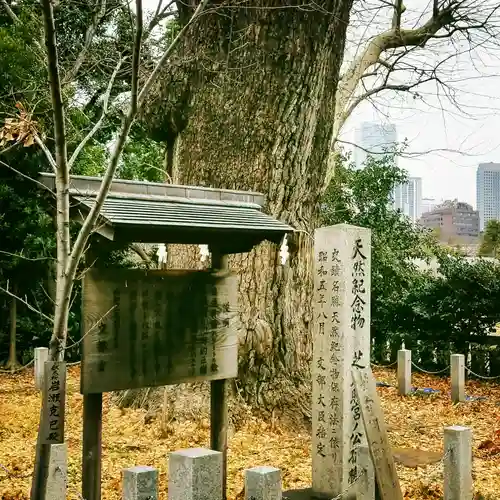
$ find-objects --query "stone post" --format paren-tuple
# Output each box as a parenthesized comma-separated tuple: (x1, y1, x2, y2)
(312, 224, 372, 498)
(168, 448, 222, 500)
(451, 354, 465, 403)
(45, 443, 67, 500)
(245, 466, 282, 500)
(123, 466, 158, 500)
(444, 426, 472, 500)
(34, 347, 48, 391)
(397, 349, 412, 396)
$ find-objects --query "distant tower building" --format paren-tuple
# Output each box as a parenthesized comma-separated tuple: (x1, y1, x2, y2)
(477, 162, 500, 231)
(353, 122, 398, 169)
(392, 177, 422, 222)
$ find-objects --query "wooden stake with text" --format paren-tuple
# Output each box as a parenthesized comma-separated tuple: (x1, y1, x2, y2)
(352, 367, 403, 500)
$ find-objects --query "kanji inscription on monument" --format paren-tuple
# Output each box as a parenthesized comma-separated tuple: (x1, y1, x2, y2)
(312, 224, 372, 498)
(41, 361, 66, 444)
(81, 269, 238, 394)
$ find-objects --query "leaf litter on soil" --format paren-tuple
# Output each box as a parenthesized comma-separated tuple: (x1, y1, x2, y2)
(0, 366, 499, 499)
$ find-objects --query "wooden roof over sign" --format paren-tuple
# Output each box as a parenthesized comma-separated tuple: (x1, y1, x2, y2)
(39, 173, 294, 254)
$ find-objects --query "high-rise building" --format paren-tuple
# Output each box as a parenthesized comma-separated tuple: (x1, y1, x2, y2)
(477, 162, 500, 231)
(392, 177, 422, 222)
(353, 122, 398, 169)
(419, 200, 479, 242)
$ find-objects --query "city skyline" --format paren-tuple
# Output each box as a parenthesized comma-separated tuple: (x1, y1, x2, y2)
(341, 56, 500, 208)
(352, 120, 498, 212)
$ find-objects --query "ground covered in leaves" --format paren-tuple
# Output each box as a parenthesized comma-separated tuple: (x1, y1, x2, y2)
(0, 366, 499, 499)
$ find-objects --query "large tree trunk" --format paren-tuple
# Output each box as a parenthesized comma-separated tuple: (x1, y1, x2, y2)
(144, 2, 353, 415)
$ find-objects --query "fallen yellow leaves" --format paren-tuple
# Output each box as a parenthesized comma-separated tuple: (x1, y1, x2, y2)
(0, 366, 498, 499)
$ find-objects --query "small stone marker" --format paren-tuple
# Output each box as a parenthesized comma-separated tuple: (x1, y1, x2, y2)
(123, 465, 158, 500)
(34, 347, 48, 391)
(45, 443, 67, 500)
(168, 448, 222, 500)
(397, 349, 411, 396)
(245, 466, 282, 500)
(444, 426, 472, 500)
(312, 224, 372, 497)
(450, 354, 465, 403)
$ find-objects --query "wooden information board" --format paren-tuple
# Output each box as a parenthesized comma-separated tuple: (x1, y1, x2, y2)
(81, 269, 238, 394)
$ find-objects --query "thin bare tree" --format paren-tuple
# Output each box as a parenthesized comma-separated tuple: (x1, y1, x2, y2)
(0, 0, 210, 497)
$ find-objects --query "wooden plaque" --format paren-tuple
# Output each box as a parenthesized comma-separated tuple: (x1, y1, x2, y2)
(42, 361, 66, 444)
(351, 367, 403, 500)
(81, 269, 238, 394)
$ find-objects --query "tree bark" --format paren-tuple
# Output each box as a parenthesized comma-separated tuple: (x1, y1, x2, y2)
(144, 2, 353, 415)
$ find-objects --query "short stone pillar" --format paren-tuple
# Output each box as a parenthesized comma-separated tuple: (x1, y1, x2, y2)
(45, 443, 67, 500)
(397, 349, 412, 396)
(34, 347, 48, 391)
(450, 354, 465, 403)
(168, 448, 223, 500)
(444, 426, 472, 500)
(123, 465, 158, 500)
(356, 446, 375, 500)
(245, 466, 282, 500)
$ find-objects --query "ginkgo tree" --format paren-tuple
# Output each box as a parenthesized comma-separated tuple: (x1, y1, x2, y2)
(142, 0, 500, 406)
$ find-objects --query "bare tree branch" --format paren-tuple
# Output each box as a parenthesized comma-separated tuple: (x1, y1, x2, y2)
(131, 243, 153, 267)
(68, 56, 126, 169)
(131, 0, 143, 115)
(0, 283, 53, 323)
(324, 0, 500, 189)
(0, 249, 54, 261)
(336, 138, 486, 158)
(392, 0, 404, 31)
(147, 0, 176, 35)
(0, 158, 56, 196)
(0, 0, 19, 23)
(62, 0, 108, 85)
(34, 135, 57, 172)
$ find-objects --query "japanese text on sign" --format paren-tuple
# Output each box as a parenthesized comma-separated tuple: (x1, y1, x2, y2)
(42, 361, 66, 444)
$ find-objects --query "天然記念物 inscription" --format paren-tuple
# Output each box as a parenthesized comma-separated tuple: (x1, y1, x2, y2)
(312, 224, 372, 499)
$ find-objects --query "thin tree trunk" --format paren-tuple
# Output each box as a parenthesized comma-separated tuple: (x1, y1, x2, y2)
(5, 284, 19, 371)
(144, 2, 353, 415)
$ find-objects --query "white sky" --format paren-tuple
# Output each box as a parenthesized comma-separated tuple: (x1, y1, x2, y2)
(142, 0, 500, 207)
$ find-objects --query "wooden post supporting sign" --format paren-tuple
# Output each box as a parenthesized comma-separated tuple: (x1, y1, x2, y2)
(210, 248, 230, 500)
(82, 392, 103, 500)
